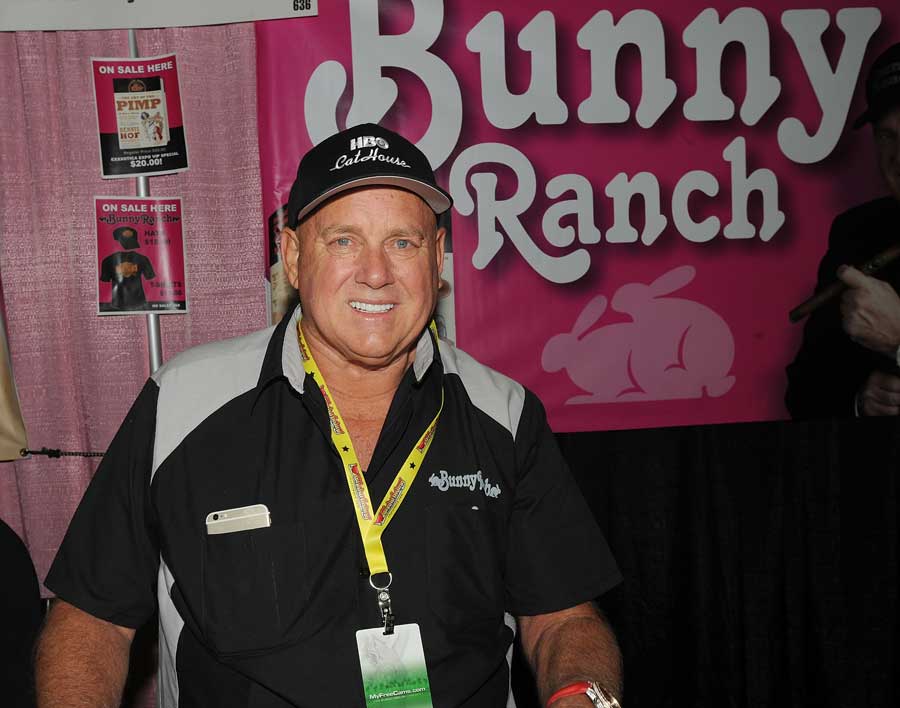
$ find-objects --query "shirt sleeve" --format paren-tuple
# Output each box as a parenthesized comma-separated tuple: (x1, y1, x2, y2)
(141, 255, 156, 280)
(503, 391, 621, 616)
(45, 379, 161, 629)
(99, 255, 113, 283)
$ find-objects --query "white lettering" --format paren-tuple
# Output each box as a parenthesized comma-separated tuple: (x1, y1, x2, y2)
(447, 138, 784, 282)
(428, 470, 502, 498)
(778, 8, 881, 164)
(466, 11, 567, 128)
(603, 172, 668, 246)
(672, 170, 721, 243)
(350, 136, 379, 150)
(303, 5, 878, 168)
(543, 175, 601, 247)
(449, 142, 591, 283)
(723, 136, 785, 241)
(330, 147, 411, 171)
(683, 8, 781, 125)
(577, 10, 676, 128)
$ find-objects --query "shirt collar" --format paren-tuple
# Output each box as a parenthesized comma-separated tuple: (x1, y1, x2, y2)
(255, 305, 439, 399)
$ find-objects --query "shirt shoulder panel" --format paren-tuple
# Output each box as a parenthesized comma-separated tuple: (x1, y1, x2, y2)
(150, 324, 276, 476)
(439, 340, 526, 440)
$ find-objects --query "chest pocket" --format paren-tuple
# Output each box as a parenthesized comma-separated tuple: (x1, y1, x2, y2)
(426, 504, 504, 630)
(200, 501, 357, 656)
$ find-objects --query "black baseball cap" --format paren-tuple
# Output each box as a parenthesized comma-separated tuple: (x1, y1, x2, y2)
(853, 42, 900, 129)
(286, 123, 452, 228)
(112, 226, 140, 249)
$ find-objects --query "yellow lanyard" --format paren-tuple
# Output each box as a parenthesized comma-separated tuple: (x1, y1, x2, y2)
(297, 320, 443, 632)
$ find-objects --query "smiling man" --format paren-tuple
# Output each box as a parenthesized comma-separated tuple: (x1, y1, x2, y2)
(37, 124, 622, 708)
(787, 43, 900, 419)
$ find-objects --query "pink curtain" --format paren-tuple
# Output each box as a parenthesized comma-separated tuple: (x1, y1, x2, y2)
(0, 24, 266, 598)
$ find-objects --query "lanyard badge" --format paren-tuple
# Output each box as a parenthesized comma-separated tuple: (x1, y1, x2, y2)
(297, 320, 443, 635)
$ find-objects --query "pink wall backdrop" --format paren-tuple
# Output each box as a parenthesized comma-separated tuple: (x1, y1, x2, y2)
(257, 0, 899, 431)
(0, 24, 267, 598)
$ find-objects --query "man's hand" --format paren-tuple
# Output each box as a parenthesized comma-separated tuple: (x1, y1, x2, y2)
(857, 370, 900, 416)
(837, 265, 900, 357)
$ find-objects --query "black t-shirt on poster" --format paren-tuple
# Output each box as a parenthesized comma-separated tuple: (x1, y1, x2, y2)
(100, 251, 156, 311)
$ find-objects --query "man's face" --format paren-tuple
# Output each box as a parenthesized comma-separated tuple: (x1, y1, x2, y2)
(874, 105, 900, 202)
(281, 187, 445, 370)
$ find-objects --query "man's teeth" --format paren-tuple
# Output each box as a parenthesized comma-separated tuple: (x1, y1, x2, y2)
(350, 301, 394, 313)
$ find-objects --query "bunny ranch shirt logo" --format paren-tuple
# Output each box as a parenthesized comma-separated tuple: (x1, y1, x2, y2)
(428, 470, 502, 499)
(330, 135, 411, 172)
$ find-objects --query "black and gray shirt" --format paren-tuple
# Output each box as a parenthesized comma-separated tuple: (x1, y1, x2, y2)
(47, 306, 620, 707)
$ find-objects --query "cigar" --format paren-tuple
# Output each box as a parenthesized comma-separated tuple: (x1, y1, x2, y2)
(789, 243, 900, 323)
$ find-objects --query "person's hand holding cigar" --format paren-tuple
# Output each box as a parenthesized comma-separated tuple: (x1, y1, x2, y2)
(789, 243, 900, 324)
(837, 264, 900, 357)
(789, 253, 900, 417)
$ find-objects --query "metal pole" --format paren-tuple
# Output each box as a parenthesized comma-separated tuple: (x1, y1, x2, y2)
(128, 29, 163, 374)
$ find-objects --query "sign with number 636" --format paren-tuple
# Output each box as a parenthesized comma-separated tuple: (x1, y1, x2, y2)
(0, 0, 318, 31)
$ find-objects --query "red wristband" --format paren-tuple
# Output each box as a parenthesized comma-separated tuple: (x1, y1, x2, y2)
(547, 681, 593, 707)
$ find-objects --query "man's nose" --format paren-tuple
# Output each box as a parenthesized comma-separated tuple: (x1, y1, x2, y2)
(355, 245, 394, 288)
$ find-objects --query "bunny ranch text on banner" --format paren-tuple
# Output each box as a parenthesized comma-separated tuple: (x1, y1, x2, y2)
(92, 55, 188, 178)
(256, 0, 899, 432)
(95, 197, 188, 315)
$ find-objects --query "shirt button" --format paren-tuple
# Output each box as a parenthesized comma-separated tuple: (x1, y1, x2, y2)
(359, 567, 370, 578)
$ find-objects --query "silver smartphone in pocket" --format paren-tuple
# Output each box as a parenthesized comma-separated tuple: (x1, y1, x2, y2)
(205, 503, 271, 535)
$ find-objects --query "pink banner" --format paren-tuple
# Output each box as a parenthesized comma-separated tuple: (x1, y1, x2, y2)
(256, 0, 899, 431)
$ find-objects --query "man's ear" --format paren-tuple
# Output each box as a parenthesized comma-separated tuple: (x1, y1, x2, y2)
(280, 227, 301, 290)
(434, 227, 446, 286)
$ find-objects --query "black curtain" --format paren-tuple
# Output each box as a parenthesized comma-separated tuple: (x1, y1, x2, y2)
(513, 417, 900, 708)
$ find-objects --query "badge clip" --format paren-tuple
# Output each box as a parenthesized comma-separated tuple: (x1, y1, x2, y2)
(370, 572, 394, 635)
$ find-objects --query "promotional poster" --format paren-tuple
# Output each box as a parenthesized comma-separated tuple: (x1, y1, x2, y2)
(256, 0, 899, 432)
(95, 197, 188, 315)
(91, 54, 188, 178)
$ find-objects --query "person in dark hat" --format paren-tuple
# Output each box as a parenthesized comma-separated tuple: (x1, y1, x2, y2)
(99, 225, 155, 311)
(37, 124, 623, 708)
(786, 42, 900, 418)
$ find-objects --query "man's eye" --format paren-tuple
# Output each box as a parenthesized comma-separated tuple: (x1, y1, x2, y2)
(333, 237, 352, 247)
(394, 237, 422, 250)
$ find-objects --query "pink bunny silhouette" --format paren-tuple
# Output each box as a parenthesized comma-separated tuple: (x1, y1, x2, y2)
(542, 265, 736, 404)
(542, 295, 642, 402)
